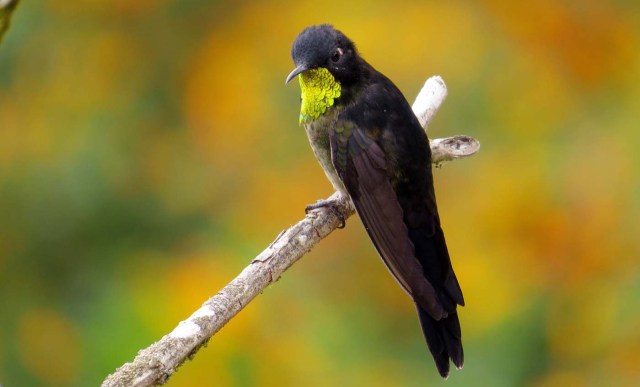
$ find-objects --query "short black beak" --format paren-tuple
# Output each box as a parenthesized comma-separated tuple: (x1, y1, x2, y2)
(285, 64, 308, 84)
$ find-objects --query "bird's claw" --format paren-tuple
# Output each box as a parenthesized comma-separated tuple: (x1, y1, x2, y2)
(305, 199, 346, 229)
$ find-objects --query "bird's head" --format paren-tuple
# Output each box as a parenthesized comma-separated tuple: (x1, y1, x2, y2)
(285, 24, 359, 86)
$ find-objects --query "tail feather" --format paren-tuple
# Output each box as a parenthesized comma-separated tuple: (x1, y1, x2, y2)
(416, 305, 464, 378)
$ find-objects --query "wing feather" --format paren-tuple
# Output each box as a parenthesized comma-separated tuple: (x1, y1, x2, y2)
(333, 127, 445, 319)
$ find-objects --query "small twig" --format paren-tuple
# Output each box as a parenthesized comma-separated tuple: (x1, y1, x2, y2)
(432, 135, 481, 168)
(101, 76, 479, 387)
(0, 0, 19, 46)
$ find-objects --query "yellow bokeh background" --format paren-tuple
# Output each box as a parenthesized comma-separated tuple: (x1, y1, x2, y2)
(1, 1, 639, 386)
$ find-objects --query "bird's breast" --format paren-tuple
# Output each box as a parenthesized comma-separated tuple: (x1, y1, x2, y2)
(304, 117, 348, 195)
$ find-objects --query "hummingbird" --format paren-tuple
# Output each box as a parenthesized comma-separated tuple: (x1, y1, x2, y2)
(286, 25, 465, 378)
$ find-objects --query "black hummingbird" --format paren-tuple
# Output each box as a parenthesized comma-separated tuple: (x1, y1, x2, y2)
(286, 24, 465, 378)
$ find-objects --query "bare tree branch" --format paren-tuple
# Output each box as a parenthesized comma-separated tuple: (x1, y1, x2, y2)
(0, 0, 19, 46)
(102, 76, 480, 387)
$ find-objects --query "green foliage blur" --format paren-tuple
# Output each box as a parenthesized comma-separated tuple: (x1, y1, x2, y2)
(1, 1, 639, 386)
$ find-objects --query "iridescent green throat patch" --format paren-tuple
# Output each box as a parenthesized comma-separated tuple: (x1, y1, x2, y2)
(298, 68, 341, 123)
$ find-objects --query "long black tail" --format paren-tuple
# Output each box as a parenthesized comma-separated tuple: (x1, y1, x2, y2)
(416, 304, 463, 379)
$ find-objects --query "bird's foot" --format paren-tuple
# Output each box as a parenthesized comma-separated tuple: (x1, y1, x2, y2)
(305, 199, 346, 229)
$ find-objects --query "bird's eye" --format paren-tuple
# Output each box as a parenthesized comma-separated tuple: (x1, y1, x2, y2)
(331, 48, 343, 62)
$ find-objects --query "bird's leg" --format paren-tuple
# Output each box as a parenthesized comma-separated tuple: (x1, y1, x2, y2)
(305, 199, 346, 229)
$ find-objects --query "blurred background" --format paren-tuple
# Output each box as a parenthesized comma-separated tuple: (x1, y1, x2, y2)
(1, 1, 639, 386)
